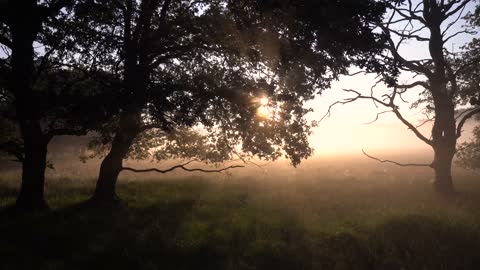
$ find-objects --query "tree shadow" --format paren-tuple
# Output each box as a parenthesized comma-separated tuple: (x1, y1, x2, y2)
(1, 205, 479, 270)
(368, 215, 480, 270)
(0, 198, 198, 270)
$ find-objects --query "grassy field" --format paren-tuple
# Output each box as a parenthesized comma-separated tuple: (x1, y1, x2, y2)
(1, 172, 480, 270)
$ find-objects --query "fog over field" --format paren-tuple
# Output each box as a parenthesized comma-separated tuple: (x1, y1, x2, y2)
(2, 129, 478, 184)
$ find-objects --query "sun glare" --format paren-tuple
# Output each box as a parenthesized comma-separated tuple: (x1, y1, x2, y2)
(260, 97, 269, 106)
(256, 96, 271, 119)
(257, 106, 270, 118)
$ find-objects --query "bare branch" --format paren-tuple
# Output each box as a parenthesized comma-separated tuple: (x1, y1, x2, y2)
(391, 105, 433, 146)
(388, 28, 429, 42)
(346, 70, 368, 77)
(362, 149, 432, 167)
(122, 160, 244, 174)
(395, 81, 429, 89)
(377, 23, 433, 77)
(319, 88, 388, 122)
(416, 113, 435, 128)
(443, 29, 473, 44)
(370, 78, 382, 108)
(364, 110, 392, 125)
(442, 3, 466, 36)
(320, 86, 434, 146)
(386, 2, 426, 24)
(444, 0, 470, 19)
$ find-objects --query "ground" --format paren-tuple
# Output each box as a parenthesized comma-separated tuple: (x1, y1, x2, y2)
(1, 174, 480, 270)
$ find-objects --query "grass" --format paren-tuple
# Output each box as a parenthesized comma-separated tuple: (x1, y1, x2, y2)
(1, 174, 480, 270)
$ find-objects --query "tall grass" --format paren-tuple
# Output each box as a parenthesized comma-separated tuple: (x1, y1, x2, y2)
(1, 170, 480, 269)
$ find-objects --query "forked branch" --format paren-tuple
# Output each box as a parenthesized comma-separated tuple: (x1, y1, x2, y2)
(321, 88, 433, 146)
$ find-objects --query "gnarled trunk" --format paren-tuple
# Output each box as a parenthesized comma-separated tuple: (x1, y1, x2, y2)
(424, 5, 458, 195)
(430, 81, 456, 195)
(90, 112, 140, 203)
(90, 4, 151, 204)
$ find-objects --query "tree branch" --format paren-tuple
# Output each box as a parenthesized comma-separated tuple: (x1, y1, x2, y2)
(391, 105, 433, 146)
(362, 149, 432, 167)
(416, 113, 435, 129)
(364, 110, 392, 125)
(444, 0, 470, 18)
(443, 29, 472, 44)
(395, 81, 429, 89)
(456, 106, 480, 139)
(320, 88, 433, 146)
(378, 23, 433, 77)
(122, 160, 244, 174)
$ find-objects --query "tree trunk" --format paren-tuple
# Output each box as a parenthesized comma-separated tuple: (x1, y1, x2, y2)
(15, 134, 49, 211)
(90, 112, 140, 203)
(425, 5, 457, 195)
(9, 5, 50, 211)
(90, 7, 150, 204)
(430, 84, 457, 195)
(432, 145, 455, 195)
(92, 152, 124, 203)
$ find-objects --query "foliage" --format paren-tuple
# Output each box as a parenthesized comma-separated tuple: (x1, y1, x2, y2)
(0, 0, 123, 163)
(457, 126, 480, 170)
(70, 0, 390, 169)
(82, 128, 244, 165)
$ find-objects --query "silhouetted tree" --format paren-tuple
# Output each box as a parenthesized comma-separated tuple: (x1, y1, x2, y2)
(0, 0, 122, 211)
(66, 0, 306, 203)
(69, 0, 390, 203)
(0, 0, 79, 211)
(323, 0, 478, 194)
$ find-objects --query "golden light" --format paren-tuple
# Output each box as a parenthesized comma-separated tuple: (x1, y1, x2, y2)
(257, 106, 270, 118)
(259, 97, 269, 106)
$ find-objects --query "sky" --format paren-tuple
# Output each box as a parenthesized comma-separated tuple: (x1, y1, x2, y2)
(305, 0, 479, 158)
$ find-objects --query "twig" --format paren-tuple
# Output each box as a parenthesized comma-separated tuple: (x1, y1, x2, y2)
(364, 110, 392, 125)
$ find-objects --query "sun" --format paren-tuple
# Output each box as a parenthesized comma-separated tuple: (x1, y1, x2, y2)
(256, 96, 271, 119)
(257, 106, 270, 118)
(259, 97, 269, 106)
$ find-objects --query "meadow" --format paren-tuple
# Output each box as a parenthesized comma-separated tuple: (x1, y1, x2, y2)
(1, 160, 480, 270)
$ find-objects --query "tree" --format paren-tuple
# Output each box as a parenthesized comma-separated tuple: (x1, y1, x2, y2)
(67, 0, 309, 203)
(0, 0, 78, 211)
(0, 0, 122, 211)
(69, 0, 390, 203)
(323, 0, 479, 194)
